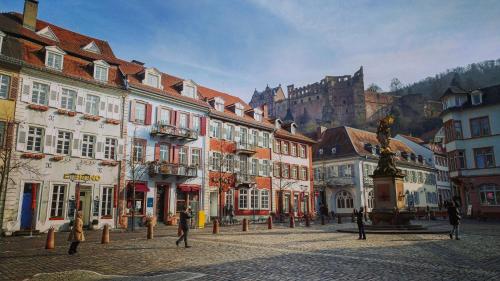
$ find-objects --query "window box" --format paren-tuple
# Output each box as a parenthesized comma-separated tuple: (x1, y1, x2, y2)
(83, 114, 101, 121)
(100, 160, 118, 166)
(50, 155, 65, 162)
(27, 104, 49, 112)
(105, 118, 120, 125)
(21, 152, 45, 159)
(49, 217, 65, 221)
(101, 215, 113, 220)
(56, 108, 76, 117)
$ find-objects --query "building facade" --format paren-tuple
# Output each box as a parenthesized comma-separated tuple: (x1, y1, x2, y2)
(0, 7, 127, 235)
(248, 84, 285, 119)
(313, 126, 439, 215)
(441, 83, 500, 218)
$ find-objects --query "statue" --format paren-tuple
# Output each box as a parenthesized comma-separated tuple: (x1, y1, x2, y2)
(373, 115, 403, 177)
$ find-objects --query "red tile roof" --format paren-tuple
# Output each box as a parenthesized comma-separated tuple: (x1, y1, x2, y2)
(345, 127, 413, 157)
(399, 134, 426, 145)
(275, 128, 316, 144)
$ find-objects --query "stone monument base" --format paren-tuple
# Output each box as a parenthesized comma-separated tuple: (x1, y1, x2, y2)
(369, 208, 414, 226)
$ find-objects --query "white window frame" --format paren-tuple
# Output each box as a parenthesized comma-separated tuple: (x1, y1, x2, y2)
(50, 184, 66, 218)
(239, 189, 248, 209)
(101, 186, 113, 216)
(31, 81, 49, 105)
(85, 94, 100, 116)
(250, 188, 259, 209)
(56, 130, 72, 155)
(144, 68, 162, 89)
(225, 124, 234, 141)
(159, 144, 169, 162)
(0, 74, 10, 99)
(263, 132, 270, 148)
(104, 138, 117, 160)
(27, 126, 44, 152)
(182, 80, 197, 98)
(60, 88, 76, 110)
(93, 60, 109, 82)
(471, 91, 482, 105)
(260, 190, 269, 209)
(81, 134, 96, 158)
(192, 115, 201, 133)
(224, 154, 234, 172)
(134, 102, 146, 124)
(191, 148, 200, 166)
(251, 158, 258, 175)
(179, 112, 188, 128)
(210, 121, 222, 139)
(214, 97, 225, 112)
(179, 147, 188, 165)
(44, 46, 65, 71)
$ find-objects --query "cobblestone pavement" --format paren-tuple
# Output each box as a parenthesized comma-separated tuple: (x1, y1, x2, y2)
(1, 219, 499, 281)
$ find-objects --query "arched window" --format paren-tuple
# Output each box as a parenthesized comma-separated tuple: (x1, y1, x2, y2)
(336, 190, 353, 209)
(367, 190, 375, 209)
(479, 184, 500, 205)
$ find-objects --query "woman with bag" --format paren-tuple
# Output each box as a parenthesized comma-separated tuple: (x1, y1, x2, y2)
(68, 211, 85, 255)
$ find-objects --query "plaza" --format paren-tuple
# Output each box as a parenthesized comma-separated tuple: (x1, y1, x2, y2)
(1, 220, 499, 281)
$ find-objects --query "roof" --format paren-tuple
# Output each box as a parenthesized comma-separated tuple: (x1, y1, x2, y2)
(274, 128, 316, 144)
(345, 127, 413, 158)
(440, 84, 500, 115)
(399, 134, 425, 145)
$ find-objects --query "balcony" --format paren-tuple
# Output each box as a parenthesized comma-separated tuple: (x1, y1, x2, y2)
(235, 173, 256, 186)
(235, 142, 256, 154)
(363, 176, 374, 186)
(150, 123, 198, 141)
(326, 176, 355, 186)
(149, 162, 197, 178)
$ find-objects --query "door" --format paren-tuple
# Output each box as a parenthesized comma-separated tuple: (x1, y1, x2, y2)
(78, 189, 92, 226)
(209, 191, 218, 218)
(293, 194, 299, 216)
(156, 187, 166, 223)
(20, 183, 37, 230)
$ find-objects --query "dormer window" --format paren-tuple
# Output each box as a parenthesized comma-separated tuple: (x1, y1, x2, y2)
(214, 97, 225, 112)
(0, 31, 5, 54)
(143, 68, 162, 89)
(182, 80, 197, 98)
(253, 108, 263, 121)
(36, 26, 59, 42)
(290, 123, 297, 135)
(82, 41, 101, 54)
(45, 46, 66, 71)
(471, 91, 483, 105)
(235, 103, 244, 117)
(275, 119, 282, 129)
(93, 60, 109, 82)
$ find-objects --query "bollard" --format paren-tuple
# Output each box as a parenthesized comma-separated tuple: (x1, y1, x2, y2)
(321, 215, 325, 225)
(101, 224, 110, 244)
(305, 214, 310, 227)
(45, 227, 55, 250)
(289, 215, 295, 228)
(212, 219, 219, 234)
(147, 223, 153, 240)
(267, 216, 272, 229)
(337, 214, 342, 224)
(242, 218, 248, 232)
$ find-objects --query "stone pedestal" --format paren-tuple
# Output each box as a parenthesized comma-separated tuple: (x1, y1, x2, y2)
(369, 175, 414, 226)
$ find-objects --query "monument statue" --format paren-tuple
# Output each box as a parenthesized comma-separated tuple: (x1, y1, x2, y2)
(373, 115, 403, 177)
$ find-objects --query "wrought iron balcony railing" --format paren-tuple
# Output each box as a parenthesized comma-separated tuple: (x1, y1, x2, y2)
(235, 142, 256, 154)
(149, 162, 197, 178)
(150, 122, 198, 141)
(235, 173, 256, 186)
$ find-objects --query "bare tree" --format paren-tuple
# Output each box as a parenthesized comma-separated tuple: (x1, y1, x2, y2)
(367, 83, 382, 93)
(208, 138, 234, 224)
(272, 152, 301, 222)
(390, 78, 403, 92)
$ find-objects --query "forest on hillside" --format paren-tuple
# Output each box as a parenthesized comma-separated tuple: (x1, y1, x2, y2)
(389, 59, 500, 99)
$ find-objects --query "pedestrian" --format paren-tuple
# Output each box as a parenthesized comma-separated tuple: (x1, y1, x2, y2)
(176, 207, 192, 248)
(447, 201, 461, 240)
(426, 205, 431, 221)
(356, 207, 366, 240)
(229, 204, 235, 225)
(68, 211, 85, 255)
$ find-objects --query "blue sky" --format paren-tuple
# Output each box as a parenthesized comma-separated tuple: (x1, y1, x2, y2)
(2, 0, 500, 101)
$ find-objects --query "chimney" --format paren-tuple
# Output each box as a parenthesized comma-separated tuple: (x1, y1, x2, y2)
(261, 104, 268, 119)
(316, 126, 327, 140)
(23, 0, 39, 31)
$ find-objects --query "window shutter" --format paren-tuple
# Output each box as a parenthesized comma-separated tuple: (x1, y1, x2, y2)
(9, 76, 19, 100)
(155, 107, 161, 125)
(234, 126, 240, 143)
(71, 131, 81, 157)
(145, 103, 153, 125)
(187, 113, 192, 129)
(48, 84, 60, 108)
(116, 138, 125, 161)
(20, 77, 32, 103)
(106, 97, 114, 119)
(200, 117, 207, 136)
(16, 124, 28, 151)
(129, 100, 136, 122)
(98, 99, 107, 117)
(170, 110, 176, 126)
(174, 111, 179, 127)
(75, 90, 85, 113)
(95, 136, 104, 159)
(154, 143, 160, 161)
(43, 127, 54, 154)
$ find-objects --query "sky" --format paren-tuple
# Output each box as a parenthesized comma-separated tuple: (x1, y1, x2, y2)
(2, 0, 500, 101)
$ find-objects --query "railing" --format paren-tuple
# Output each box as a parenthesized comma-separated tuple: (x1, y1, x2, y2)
(235, 142, 256, 154)
(363, 176, 374, 186)
(150, 123, 198, 140)
(149, 162, 197, 178)
(326, 176, 355, 186)
(235, 173, 256, 185)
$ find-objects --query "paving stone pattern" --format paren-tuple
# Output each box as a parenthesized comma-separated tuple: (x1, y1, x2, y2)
(0, 220, 499, 281)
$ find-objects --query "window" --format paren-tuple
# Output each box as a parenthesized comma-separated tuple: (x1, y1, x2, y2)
(224, 154, 234, 172)
(471, 92, 482, 105)
(158, 108, 170, 125)
(255, 113, 262, 122)
(31, 82, 49, 105)
(475, 147, 495, 168)
(453, 121, 463, 139)
(291, 166, 298, 179)
(192, 116, 201, 133)
(60, 88, 76, 110)
(134, 102, 146, 124)
(250, 189, 259, 209)
(261, 190, 269, 209)
(239, 189, 248, 209)
(146, 73, 160, 88)
(299, 145, 306, 158)
(240, 155, 248, 173)
(282, 141, 289, 154)
(85, 94, 100, 115)
(262, 160, 270, 176)
(263, 133, 270, 148)
(81, 134, 96, 157)
(225, 124, 234, 141)
(179, 113, 188, 128)
(27, 126, 43, 152)
(210, 121, 222, 139)
(0, 74, 10, 99)
(46, 51, 63, 70)
(0, 121, 5, 147)
(274, 163, 281, 178)
(104, 138, 117, 160)
(101, 187, 113, 216)
(251, 159, 258, 175)
(50, 184, 66, 218)
(159, 144, 169, 162)
(291, 143, 297, 156)
(56, 130, 71, 155)
(479, 184, 500, 206)
(336, 190, 353, 209)
(179, 147, 188, 165)
(300, 166, 308, 180)
(94, 65, 108, 82)
(132, 139, 145, 162)
(211, 152, 222, 170)
(274, 140, 281, 153)
(191, 148, 200, 166)
(239, 128, 248, 145)
(183, 84, 195, 98)
(215, 100, 224, 112)
(282, 163, 289, 178)
(235, 107, 243, 117)
(470, 117, 490, 137)
(417, 172, 423, 183)
(251, 130, 258, 146)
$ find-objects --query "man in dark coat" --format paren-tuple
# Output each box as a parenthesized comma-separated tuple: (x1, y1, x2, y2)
(320, 204, 329, 222)
(176, 207, 192, 248)
(447, 201, 461, 240)
(356, 207, 366, 240)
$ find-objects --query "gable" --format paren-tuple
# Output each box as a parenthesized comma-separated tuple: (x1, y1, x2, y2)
(36, 26, 58, 42)
(82, 41, 101, 54)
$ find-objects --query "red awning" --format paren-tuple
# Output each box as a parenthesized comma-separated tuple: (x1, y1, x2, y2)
(178, 184, 200, 192)
(128, 182, 150, 192)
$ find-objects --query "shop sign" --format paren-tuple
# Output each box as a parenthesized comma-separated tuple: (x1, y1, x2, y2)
(63, 173, 101, 182)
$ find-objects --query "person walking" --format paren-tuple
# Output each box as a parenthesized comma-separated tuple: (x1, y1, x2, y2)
(447, 201, 461, 240)
(319, 204, 329, 223)
(356, 207, 366, 240)
(176, 207, 192, 248)
(228, 204, 235, 225)
(68, 211, 85, 255)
